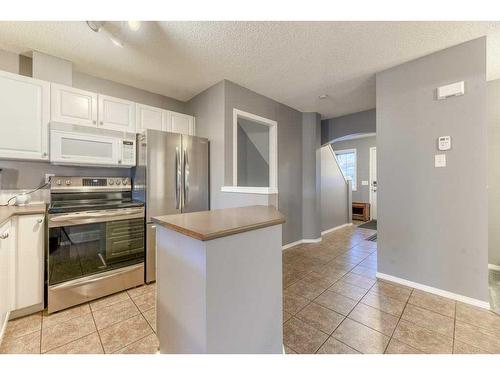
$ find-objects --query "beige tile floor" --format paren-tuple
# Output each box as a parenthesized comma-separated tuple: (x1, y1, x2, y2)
(0, 283, 158, 354)
(283, 224, 500, 354)
(2, 222, 500, 354)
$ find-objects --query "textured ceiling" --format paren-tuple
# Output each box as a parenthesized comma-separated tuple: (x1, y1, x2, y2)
(1, 21, 500, 118)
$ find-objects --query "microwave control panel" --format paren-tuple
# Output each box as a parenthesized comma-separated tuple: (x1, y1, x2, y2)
(121, 140, 136, 166)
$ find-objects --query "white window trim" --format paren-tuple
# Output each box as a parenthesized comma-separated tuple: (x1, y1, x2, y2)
(334, 148, 357, 191)
(230, 108, 278, 194)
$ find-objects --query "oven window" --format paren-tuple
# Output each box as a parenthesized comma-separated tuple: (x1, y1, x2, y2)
(48, 218, 144, 285)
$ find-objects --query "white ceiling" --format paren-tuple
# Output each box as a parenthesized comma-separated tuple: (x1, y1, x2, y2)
(1, 21, 500, 119)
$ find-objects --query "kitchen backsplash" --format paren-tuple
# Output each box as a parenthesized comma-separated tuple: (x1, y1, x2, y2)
(0, 189, 49, 205)
(0, 160, 131, 190)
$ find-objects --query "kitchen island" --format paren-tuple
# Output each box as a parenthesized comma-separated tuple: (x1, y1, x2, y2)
(152, 205, 285, 354)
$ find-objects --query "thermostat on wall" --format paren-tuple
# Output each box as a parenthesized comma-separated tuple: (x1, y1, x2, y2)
(438, 136, 452, 151)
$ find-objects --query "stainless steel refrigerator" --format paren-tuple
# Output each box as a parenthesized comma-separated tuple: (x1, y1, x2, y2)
(133, 130, 210, 283)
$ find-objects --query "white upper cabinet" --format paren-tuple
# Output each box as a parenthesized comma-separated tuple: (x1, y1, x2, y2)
(136, 103, 166, 132)
(0, 71, 50, 161)
(98, 94, 136, 132)
(51, 83, 98, 127)
(166, 110, 195, 136)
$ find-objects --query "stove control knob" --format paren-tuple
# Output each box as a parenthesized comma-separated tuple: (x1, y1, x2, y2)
(109, 179, 114, 185)
(116, 179, 122, 185)
(56, 179, 62, 186)
(122, 178, 129, 185)
(65, 180, 71, 186)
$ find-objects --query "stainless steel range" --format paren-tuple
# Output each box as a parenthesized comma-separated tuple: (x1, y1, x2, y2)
(47, 176, 145, 313)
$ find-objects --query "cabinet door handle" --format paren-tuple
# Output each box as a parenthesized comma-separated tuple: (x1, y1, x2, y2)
(93, 120, 97, 125)
(0, 231, 9, 239)
(37, 218, 43, 224)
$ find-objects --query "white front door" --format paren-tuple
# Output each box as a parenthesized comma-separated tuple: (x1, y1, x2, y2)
(369, 147, 377, 220)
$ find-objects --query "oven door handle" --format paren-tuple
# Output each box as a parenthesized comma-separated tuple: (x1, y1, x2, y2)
(49, 208, 144, 223)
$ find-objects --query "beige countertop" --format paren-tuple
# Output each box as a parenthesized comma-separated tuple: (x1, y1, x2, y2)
(0, 204, 47, 226)
(152, 205, 285, 241)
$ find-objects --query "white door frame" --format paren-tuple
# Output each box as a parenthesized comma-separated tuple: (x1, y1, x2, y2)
(369, 147, 377, 220)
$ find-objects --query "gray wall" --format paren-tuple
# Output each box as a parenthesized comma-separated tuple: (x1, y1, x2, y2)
(224, 81, 304, 245)
(32, 51, 72, 86)
(377, 38, 489, 302)
(321, 145, 350, 232)
(0, 50, 19, 74)
(73, 71, 188, 114)
(0, 160, 128, 190)
(488, 79, 500, 266)
(302, 113, 322, 240)
(186, 81, 226, 210)
(332, 135, 376, 203)
(321, 109, 376, 145)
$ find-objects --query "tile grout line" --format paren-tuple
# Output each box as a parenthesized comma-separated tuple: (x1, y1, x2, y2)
(313, 273, 376, 354)
(89, 304, 106, 354)
(311, 245, 377, 354)
(452, 301, 457, 354)
(43, 286, 152, 354)
(383, 288, 414, 354)
(115, 284, 157, 353)
(39, 313, 43, 354)
(285, 228, 373, 353)
(40, 305, 97, 354)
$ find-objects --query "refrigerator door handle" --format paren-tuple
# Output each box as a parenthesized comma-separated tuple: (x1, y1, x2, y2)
(183, 149, 189, 207)
(175, 147, 181, 209)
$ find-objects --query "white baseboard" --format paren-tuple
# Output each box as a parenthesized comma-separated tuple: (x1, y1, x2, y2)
(282, 222, 352, 250)
(488, 263, 500, 271)
(302, 238, 321, 244)
(376, 272, 491, 310)
(321, 223, 352, 236)
(282, 239, 304, 250)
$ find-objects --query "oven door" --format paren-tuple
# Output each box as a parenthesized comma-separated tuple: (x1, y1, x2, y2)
(48, 208, 145, 286)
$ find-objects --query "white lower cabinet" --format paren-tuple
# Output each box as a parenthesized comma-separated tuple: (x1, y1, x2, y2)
(0, 220, 13, 340)
(14, 214, 44, 312)
(0, 213, 45, 341)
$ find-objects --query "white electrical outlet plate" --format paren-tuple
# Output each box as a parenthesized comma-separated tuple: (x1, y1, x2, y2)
(361, 180, 369, 186)
(435, 154, 446, 168)
(45, 173, 55, 183)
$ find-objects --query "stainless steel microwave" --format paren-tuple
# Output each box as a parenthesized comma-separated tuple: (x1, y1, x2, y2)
(49, 122, 136, 168)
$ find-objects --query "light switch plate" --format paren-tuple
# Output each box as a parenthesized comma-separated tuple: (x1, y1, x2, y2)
(435, 154, 446, 168)
(361, 180, 369, 186)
